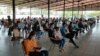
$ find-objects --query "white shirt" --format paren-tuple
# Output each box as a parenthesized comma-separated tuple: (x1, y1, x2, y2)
(54, 30, 63, 39)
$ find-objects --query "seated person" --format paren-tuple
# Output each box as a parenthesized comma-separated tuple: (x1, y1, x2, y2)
(61, 22, 79, 48)
(48, 23, 65, 52)
(12, 26, 20, 40)
(54, 27, 65, 52)
(22, 31, 48, 56)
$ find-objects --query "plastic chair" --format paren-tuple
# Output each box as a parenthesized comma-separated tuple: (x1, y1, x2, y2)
(49, 38, 59, 51)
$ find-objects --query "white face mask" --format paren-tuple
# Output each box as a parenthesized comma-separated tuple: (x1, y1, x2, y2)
(67, 22, 70, 25)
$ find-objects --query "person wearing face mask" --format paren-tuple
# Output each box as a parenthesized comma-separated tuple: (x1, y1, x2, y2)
(72, 21, 80, 39)
(54, 27, 65, 52)
(48, 23, 65, 52)
(22, 31, 48, 56)
(48, 23, 55, 39)
(67, 22, 79, 48)
(60, 21, 79, 48)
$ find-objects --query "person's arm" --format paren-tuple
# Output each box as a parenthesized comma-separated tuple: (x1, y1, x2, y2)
(50, 37, 56, 40)
(32, 39, 42, 51)
(22, 41, 29, 56)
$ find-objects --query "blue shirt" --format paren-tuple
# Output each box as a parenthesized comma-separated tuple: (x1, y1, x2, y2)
(60, 26, 67, 37)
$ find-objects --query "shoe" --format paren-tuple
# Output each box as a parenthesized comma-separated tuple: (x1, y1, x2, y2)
(69, 40, 72, 43)
(59, 48, 64, 52)
(75, 46, 79, 48)
(75, 37, 78, 39)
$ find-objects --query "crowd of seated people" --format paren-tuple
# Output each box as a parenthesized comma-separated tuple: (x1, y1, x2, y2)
(0, 16, 96, 56)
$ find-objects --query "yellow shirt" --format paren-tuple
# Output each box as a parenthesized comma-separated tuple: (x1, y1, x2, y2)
(22, 38, 38, 55)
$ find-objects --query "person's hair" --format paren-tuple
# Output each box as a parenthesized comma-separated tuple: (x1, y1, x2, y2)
(28, 31, 35, 39)
(54, 27, 59, 31)
(70, 22, 72, 25)
(13, 26, 17, 29)
(62, 22, 66, 26)
(49, 23, 54, 27)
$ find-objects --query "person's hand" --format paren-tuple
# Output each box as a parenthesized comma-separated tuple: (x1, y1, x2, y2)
(36, 49, 41, 52)
(25, 54, 29, 56)
(34, 47, 41, 50)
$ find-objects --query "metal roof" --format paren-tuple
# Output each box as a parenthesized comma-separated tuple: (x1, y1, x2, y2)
(0, 0, 100, 11)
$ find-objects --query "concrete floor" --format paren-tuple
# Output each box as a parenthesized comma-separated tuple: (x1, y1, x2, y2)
(0, 23, 100, 56)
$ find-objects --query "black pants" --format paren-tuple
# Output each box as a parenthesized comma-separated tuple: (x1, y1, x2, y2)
(75, 29, 80, 38)
(65, 33, 78, 47)
(29, 50, 48, 56)
(8, 27, 12, 36)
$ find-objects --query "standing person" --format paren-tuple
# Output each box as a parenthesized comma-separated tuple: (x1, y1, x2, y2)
(7, 16, 12, 25)
(8, 25, 13, 36)
(96, 16, 99, 23)
(1, 18, 4, 28)
(18, 20, 25, 37)
(97, 18, 99, 23)
(22, 31, 48, 56)
(25, 21, 29, 37)
(7, 16, 13, 36)
(33, 21, 43, 40)
(78, 20, 84, 33)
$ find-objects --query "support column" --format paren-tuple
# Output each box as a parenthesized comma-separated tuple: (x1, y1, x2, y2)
(91, 4, 92, 11)
(41, 9, 44, 18)
(84, 5, 87, 17)
(81, 3, 84, 18)
(78, 0, 80, 18)
(41, 8, 43, 17)
(41, 9, 42, 16)
(30, 6, 32, 18)
(72, 0, 74, 20)
(12, 0, 15, 24)
(63, 0, 65, 19)
(48, 0, 50, 19)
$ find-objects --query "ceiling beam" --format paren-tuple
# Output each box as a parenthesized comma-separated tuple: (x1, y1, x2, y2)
(51, 0, 100, 10)
(31, 0, 64, 9)
(16, 0, 46, 7)
(33, 0, 83, 9)
(0, 1, 11, 5)
(53, 1, 100, 11)
(49, 0, 94, 9)
(16, 0, 39, 5)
